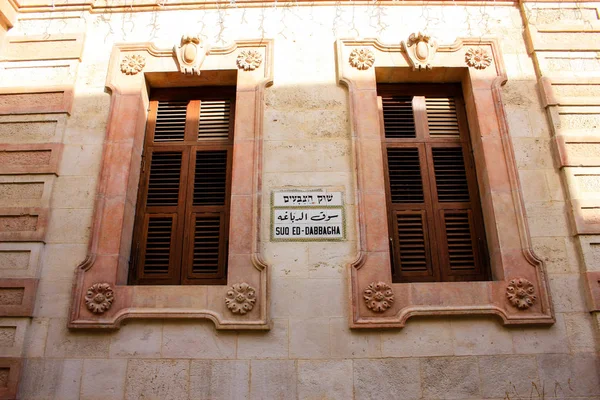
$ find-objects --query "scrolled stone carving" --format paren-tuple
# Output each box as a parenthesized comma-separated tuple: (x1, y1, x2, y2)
(174, 34, 209, 76)
(225, 282, 256, 314)
(402, 32, 438, 71)
(120, 54, 146, 75)
(465, 47, 492, 70)
(363, 281, 394, 312)
(506, 278, 537, 309)
(236, 50, 263, 71)
(84, 283, 114, 314)
(349, 48, 375, 70)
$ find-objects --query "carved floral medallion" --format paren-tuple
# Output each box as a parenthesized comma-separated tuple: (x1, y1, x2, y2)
(120, 54, 146, 75)
(506, 278, 537, 309)
(363, 281, 394, 312)
(225, 282, 257, 314)
(84, 283, 114, 314)
(349, 48, 375, 70)
(465, 47, 492, 70)
(236, 50, 263, 71)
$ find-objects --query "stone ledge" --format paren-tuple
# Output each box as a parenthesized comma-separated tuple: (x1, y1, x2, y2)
(1, 33, 85, 61)
(0, 143, 62, 175)
(0, 357, 20, 400)
(0, 86, 74, 115)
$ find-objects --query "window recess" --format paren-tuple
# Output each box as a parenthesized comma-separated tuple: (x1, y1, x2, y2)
(130, 87, 235, 285)
(378, 84, 490, 283)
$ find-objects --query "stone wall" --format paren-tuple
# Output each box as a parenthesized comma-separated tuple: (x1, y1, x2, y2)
(0, 2, 598, 399)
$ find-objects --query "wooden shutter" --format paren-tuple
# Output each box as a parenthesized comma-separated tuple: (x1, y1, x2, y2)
(130, 87, 235, 285)
(379, 84, 489, 283)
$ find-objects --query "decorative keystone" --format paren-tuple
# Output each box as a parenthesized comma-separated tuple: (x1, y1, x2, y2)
(349, 48, 375, 70)
(237, 50, 263, 71)
(120, 54, 146, 75)
(465, 47, 492, 70)
(84, 283, 114, 314)
(402, 32, 438, 71)
(506, 278, 537, 309)
(174, 34, 209, 76)
(363, 281, 394, 312)
(225, 282, 257, 314)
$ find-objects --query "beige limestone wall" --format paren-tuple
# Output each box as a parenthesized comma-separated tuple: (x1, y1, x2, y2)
(0, 2, 598, 399)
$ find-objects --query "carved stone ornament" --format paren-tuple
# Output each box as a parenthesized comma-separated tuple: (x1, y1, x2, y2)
(401, 32, 438, 71)
(174, 34, 209, 76)
(349, 48, 375, 70)
(363, 281, 394, 312)
(120, 54, 146, 75)
(225, 283, 257, 314)
(465, 47, 492, 70)
(236, 50, 263, 71)
(84, 283, 114, 314)
(506, 278, 537, 310)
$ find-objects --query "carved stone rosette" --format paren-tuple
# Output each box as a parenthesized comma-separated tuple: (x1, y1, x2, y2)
(174, 34, 209, 76)
(349, 48, 375, 71)
(225, 283, 257, 314)
(402, 32, 438, 71)
(236, 50, 263, 71)
(84, 283, 114, 314)
(506, 278, 537, 309)
(120, 54, 146, 75)
(363, 282, 394, 312)
(465, 47, 492, 70)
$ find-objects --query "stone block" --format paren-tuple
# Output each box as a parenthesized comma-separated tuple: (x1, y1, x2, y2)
(34, 278, 72, 318)
(0, 87, 73, 115)
(579, 235, 600, 272)
(23, 317, 49, 358)
(512, 313, 569, 354)
(190, 360, 249, 400)
(451, 318, 514, 355)
(45, 208, 94, 244)
(265, 242, 310, 278)
(537, 353, 600, 397)
(162, 320, 236, 359)
(271, 277, 344, 318)
(109, 320, 162, 358)
(519, 170, 551, 202)
(265, 85, 347, 111)
(81, 359, 127, 400)
(289, 317, 330, 359)
(57, 144, 103, 177)
(478, 355, 539, 398)
(512, 138, 554, 170)
(531, 237, 575, 274)
(353, 359, 421, 400)
(2, 34, 85, 61)
(264, 109, 349, 140)
(39, 244, 87, 282)
(382, 318, 453, 357)
(0, 278, 38, 317)
(249, 360, 296, 400)
(421, 357, 480, 399)
(45, 318, 110, 358)
(51, 176, 98, 209)
(19, 358, 82, 400)
(263, 140, 350, 174)
(237, 318, 289, 359)
(125, 360, 189, 400)
(564, 312, 598, 353)
(330, 317, 381, 358)
(0, 182, 44, 208)
(297, 360, 353, 400)
(548, 275, 588, 312)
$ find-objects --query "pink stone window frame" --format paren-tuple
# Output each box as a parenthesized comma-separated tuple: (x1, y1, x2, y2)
(337, 38, 554, 328)
(68, 40, 272, 330)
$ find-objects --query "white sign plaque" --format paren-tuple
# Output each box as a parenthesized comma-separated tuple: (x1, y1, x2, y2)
(271, 191, 345, 241)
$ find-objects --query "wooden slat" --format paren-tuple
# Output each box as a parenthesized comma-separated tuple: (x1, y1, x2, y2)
(432, 147, 470, 203)
(192, 214, 221, 273)
(395, 212, 429, 273)
(193, 150, 228, 206)
(387, 147, 424, 203)
(198, 100, 231, 140)
(154, 101, 187, 142)
(442, 211, 478, 273)
(426, 97, 460, 137)
(382, 96, 416, 138)
(146, 152, 183, 207)
(142, 215, 175, 275)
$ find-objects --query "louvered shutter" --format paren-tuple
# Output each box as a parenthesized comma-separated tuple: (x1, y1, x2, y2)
(380, 84, 489, 283)
(130, 88, 234, 285)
